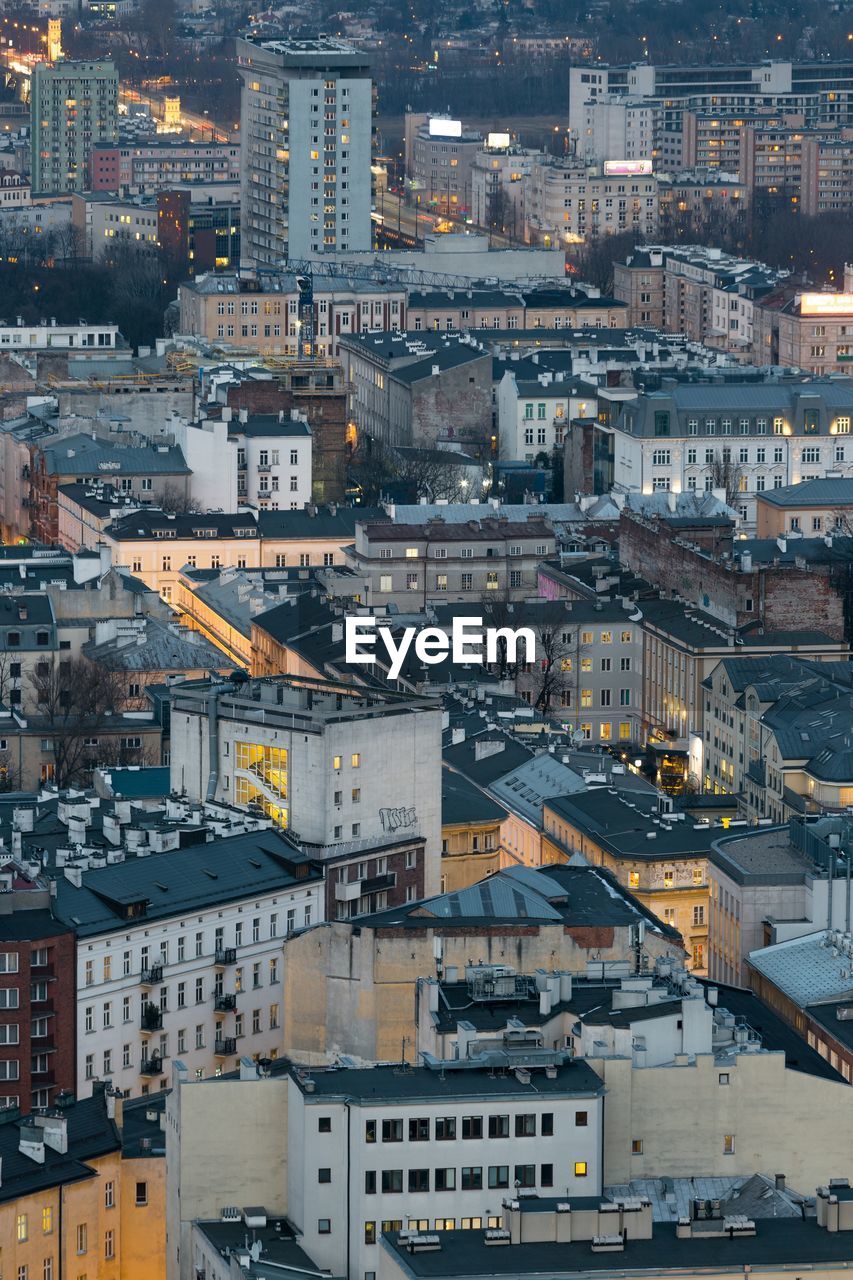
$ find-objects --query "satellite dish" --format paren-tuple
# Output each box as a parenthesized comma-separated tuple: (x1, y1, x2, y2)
(571, 729, 587, 747)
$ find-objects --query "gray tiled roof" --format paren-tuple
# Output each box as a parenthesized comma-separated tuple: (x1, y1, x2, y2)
(42, 433, 189, 476)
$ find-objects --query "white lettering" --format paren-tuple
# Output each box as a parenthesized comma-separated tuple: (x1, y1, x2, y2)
(453, 615, 485, 662)
(345, 617, 377, 664)
(485, 626, 536, 666)
(414, 627, 450, 665)
(379, 626, 415, 680)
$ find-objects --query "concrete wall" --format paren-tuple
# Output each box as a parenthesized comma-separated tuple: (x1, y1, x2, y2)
(593, 1050, 853, 1189)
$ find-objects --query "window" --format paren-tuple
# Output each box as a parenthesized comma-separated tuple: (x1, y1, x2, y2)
(76, 1224, 87, 1255)
(17, 1212, 28, 1241)
(365, 1170, 376, 1194)
(514, 1164, 536, 1187)
(515, 1114, 536, 1137)
(409, 1117, 430, 1142)
(318, 1168, 332, 1184)
(435, 1116, 456, 1140)
(408, 1169, 430, 1192)
(462, 1115, 482, 1139)
(541, 1163, 554, 1186)
(104, 1230, 115, 1260)
(318, 1219, 331, 1235)
(723, 1134, 735, 1154)
(575, 1110, 588, 1126)
(435, 1168, 456, 1191)
(381, 1118, 402, 1142)
(461, 1167, 483, 1190)
(382, 1170, 401, 1194)
(488, 1114, 509, 1138)
(632, 1138, 643, 1154)
(364, 1222, 376, 1245)
(574, 1161, 588, 1177)
(488, 1165, 509, 1188)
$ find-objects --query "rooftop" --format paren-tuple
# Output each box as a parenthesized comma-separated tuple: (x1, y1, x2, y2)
(291, 1058, 604, 1102)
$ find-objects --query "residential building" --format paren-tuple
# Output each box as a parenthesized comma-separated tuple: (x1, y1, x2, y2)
(50, 829, 323, 1096)
(470, 142, 540, 233)
(754, 283, 853, 375)
(71, 191, 162, 260)
(578, 95, 661, 166)
(236, 36, 373, 264)
(31, 432, 190, 547)
(178, 270, 406, 361)
(708, 817, 853, 988)
(523, 160, 659, 246)
(280, 862, 681, 1063)
(613, 245, 785, 355)
(169, 673, 443, 892)
(0, 1089, 166, 1280)
(541, 788, 719, 971)
(89, 140, 241, 193)
(407, 114, 483, 214)
(755, 477, 853, 537)
(30, 60, 118, 194)
(497, 370, 597, 461)
(0, 866, 75, 1113)
(344, 516, 556, 608)
(286, 1057, 604, 1278)
(403, 285, 625, 332)
(340, 331, 493, 449)
(657, 169, 749, 240)
(0, 320, 122, 357)
(440, 769, 507, 892)
(701, 655, 853, 821)
(379, 1181, 853, 1280)
(749, 929, 853, 1083)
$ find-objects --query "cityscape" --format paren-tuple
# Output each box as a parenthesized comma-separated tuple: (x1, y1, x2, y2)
(4, 2, 853, 1280)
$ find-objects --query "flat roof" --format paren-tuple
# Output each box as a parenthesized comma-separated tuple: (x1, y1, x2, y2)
(291, 1059, 604, 1102)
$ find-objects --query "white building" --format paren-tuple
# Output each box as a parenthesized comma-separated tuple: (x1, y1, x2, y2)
(579, 96, 660, 166)
(497, 369, 598, 461)
(470, 143, 541, 233)
(176, 407, 313, 512)
(523, 160, 659, 246)
(0, 319, 121, 354)
(286, 1056, 604, 1279)
(52, 828, 324, 1099)
(236, 36, 373, 266)
(169, 675, 444, 894)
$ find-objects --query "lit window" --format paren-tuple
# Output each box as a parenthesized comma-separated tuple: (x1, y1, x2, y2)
(574, 1162, 588, 1177)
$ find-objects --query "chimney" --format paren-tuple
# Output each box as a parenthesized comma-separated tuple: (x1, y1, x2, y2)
(222, 407, 233, 423)
(64, 866, 83, 888)
(775, 1173, 786, 1192)
(238, 408, 248, 424)
(278, 409, 284, 423)
(39, 1114, 68, 1154)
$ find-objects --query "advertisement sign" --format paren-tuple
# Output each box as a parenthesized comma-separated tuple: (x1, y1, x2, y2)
(429, 117, 462, 138)
(603, 159, 653, 176)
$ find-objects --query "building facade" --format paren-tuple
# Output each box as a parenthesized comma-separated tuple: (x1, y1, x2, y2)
(31, 60, 118, 194)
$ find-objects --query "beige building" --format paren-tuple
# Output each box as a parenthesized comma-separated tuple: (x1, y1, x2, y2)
(178, 270, 407, 361)
(755, 477, 853, 537)
(524, 160, 659, 247)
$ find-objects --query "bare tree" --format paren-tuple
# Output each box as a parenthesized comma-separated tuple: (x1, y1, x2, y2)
(28, 658, 131, 789)
(708, 450, 745, 509)
(0, 748, 20, 793)
(159, 484, 202, 515)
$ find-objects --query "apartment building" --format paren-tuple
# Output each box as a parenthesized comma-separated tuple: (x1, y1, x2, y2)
(0, 320, 122, 356)
(408, 115, 483, 214)
(345, 516, 555, 608)
(51, 831, 322, 1097)
(702, 654, 853, 821)
(169, 674, 443, 892)
(71, 190, 161, 260)
(497, 369, 597, 461)
(286, 1058, 604, 1279)
(89, 140, 241, 193)
(404, 286, 626, 333)
(523, 160, 659, 246)
(31, 60, 118, 194)
(657, 170, 749, 239)
(755, 284, 853, 374)
(578, 95, 660, 165)
(470, 143, 540, 231)
(236, 36, 373, 264)
(178, 271, 406, 361)
(224, 408, 313, 510)
(608, 378, 853, 528)
(0, 868, 75, 1113)
(754, 477, 853, 537)
(613, 245, 785, 356)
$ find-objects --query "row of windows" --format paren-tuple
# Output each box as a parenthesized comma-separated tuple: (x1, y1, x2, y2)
(364, 1111, 581, 1142)
(357, 1161, 576, 1193)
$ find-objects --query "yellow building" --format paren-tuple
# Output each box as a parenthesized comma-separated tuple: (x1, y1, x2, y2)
(440, 769, 508, 893)
(541, 790, 716, 972)
(0, 1089, 165, 1280)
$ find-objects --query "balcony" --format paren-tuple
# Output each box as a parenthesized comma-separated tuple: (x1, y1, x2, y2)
(214, 1037, 237, 1056)
(214, 992, 237, 1012)
(140, 963, 163, 986)
(256, 462, 272, 473)
(140, 1054, 164, 1076)
(141, 1008, 164, 1032)
(214, 947, 237, 966)
(334, 879, 363, 903)
(31, 1067, 55, 1085)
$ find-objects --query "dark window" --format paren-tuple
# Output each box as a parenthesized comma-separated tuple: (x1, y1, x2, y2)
(318, 1168, 331, 1184)
(514, 1164, 536, 1188)
(435, 1168, 456, 1191)
(541, 1113, 554, 1136)
(407, 1169, 429, 1192)
(381, 1119, 402, 1142)
(35, 631, 49, 646)
(381, 1169, 402, 1193)
(654, 411, 670, 437)
(461, 1167, 482, 1190)
(318, 1116, 332, 1133)
(408, 1117, 430, 1142)
(364, 1222, 376, 1245)
(9, 663, 20, 677)
(365, 1120, 376, 1143)
(541, 1163, 554, 1187)
(515, 1114, 536, 1137)
(488, 1165, 509, 1189)
(575, 1111, 588, 1127)
(488, 1115, 509, 1138)
(7, 632, 19, 647)
(318, 1219, 331, 1234)
(364, 1171, 376, 1194)
(461, 1116, 482, 1140)
(435, 1117, 456, 1141)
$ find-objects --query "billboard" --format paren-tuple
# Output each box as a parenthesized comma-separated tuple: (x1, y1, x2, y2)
(429, 117, 462, 138)
(603, 159, 653, 176)
(800, 293, 853, 316)
(486, 131, 511, 150)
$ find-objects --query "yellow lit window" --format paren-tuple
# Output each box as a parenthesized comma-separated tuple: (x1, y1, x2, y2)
(333, 755, 342, 770)
(581, 657, 592, 672)
(574, 1162, 588, 1177)
(405, 547, 418, 558)
(581, 631, 593, 645)
(629, 871, 640, 889)
(43, 1206, 53, 1233)
(581, 689, 592, 708)
(664, 872, 674, 889)
(17, 1212, 28, 1241)
(351, 753, 361, 768)
(619, 722, 632, 740)
(600, 631, 612, 643)
(692, 868, 703, 885)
